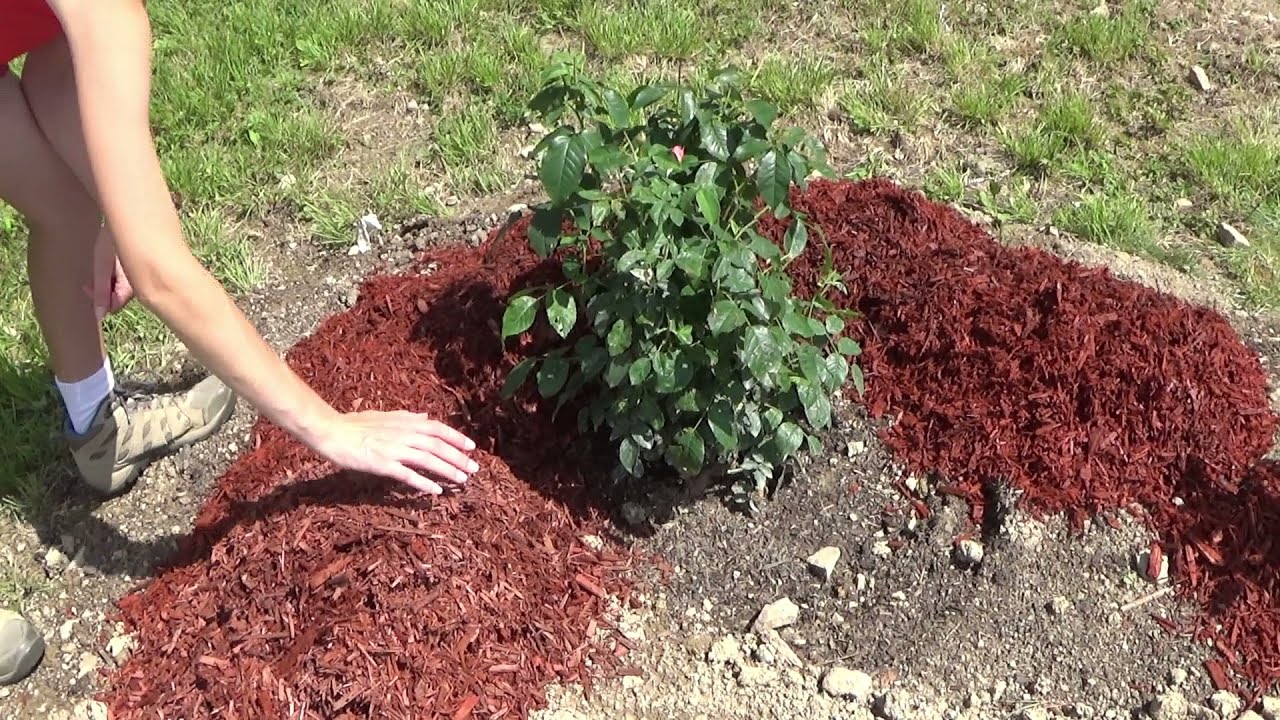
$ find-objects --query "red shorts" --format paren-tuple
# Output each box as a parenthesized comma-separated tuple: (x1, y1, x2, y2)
(0, 0, 63, 72)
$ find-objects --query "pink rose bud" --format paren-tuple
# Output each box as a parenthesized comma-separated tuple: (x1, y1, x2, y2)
(672, 145, 685, 162)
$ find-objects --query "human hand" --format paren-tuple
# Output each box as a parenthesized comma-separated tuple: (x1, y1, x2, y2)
(309, 410, 479, 494)
(84, 231, 135, 320)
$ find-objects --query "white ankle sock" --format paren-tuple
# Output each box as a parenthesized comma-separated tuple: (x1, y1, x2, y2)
(56, 359, 115, 435)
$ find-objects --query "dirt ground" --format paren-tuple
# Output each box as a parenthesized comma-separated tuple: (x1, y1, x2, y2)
(3, 106, 1280, 720)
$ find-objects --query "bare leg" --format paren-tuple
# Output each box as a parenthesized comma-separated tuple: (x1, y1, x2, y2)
(0, 67, 104, 384)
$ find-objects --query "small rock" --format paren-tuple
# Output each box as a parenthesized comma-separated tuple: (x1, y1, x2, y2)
(1208, 690, 1243, 718)
(754, 643, 776, 665)
(72, 700, 109, 720)
(342, 287, 359, 307)
(846, 440, 867, 456)
(507, 203, 529, 217)
(1217, 222, 1250, 248)
(1188, 65, 1214, 92)
(752, 598, 800, 632)
(821, 667, 873, 700)
(1048, 596, 1072, 615)
(1167, 668, 1188, 687)
(1148, 690, 1189, 720)
(954, 539, 985, 567)
(1240, 712, 1265, 720)
(1020, 709, 1050, 720)
(59, 619, 78, 641)
(1260, 695, 1280, 719)
(406, 99, 420, 112)
(874, 690, 911, 720)
(758, 628, 803, 667)
(107, 633, 136, 664)
(621, 674, 643, 690)
(45, 546, 69, 572)
(806, 546, 841, 581)
(528, 122, 547, 135)
(706, 636, 742, 665)
(1175, 198, 1194, 210)
(580, 535, 605, 552)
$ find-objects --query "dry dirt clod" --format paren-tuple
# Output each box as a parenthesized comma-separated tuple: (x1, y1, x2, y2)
(1216, 222, 1250, 248)
(1260, 695, 1280, 719)
(821, 666, 873, 700)
(1240, 711, 1266, 720)
(72, 700, 109, 720)
(806, 546, 841, 581)
(1019, 708, 1050, 720)
(1147, 690, 1189, 719)
(1208, 690, 1243, 717)
(706, 636, 743, 665)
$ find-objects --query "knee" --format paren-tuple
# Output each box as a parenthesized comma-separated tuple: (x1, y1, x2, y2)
(18, 188, 101, 246)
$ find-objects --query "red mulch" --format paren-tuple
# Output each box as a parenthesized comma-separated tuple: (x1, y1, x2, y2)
(100, 225, 640, 719)
(99, 177, 1280, 716)
(762, 178, 1280, 696)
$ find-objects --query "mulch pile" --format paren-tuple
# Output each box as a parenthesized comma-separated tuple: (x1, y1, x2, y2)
(101, 225, 642, 719)
(100, 177, 1280, 716)
(762, 179, 1280, 696)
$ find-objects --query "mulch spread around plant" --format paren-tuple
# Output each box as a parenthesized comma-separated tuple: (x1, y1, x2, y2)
(765, 179, 1280, 697)
(99, 178, 1280, 717)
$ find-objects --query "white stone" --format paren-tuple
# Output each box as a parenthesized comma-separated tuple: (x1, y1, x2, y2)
(107, 633, 136, 663)
(1217, 222, 1250, 248)
(1260, 695, 1280, 719)
(806, 546, 841, 581)
(752, 598, 800, 632)
(954, 539, 984, 566)
(1168, 668, 1188, 686)
(78, 652, 101, 678)
(707, 636, 742, 665)
(1147, 691, 1189, 720)
(1188, 65, 1214, 91)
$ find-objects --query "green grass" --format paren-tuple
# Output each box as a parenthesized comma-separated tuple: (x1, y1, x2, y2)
(1, 0, 1277, 516)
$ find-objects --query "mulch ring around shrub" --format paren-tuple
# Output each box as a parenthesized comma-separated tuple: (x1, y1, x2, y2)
(99, 177, 1280, 718)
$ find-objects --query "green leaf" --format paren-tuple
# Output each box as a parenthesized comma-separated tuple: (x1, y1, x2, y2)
(699, 115, 730, 160)
(501, 294, 539, 339)
(607, 319, 632, 355)
(708, 400, 737, 451)
(850, 364, 866, 396)
(546, 287, 577, 338)
(745, 99, 778, 128)
(825, 315, 845, 335)
(602, 88, 632, 128)
(500, 357, 536, 399)
(675, 245, 707, 279)
(695, 186, 721, 226)
(631, 84, 670, 110)
(733, 138, 770, 162)
(678, 89, 697, 124)
(784, 218, 807, 259)
(619, 436, 641, 476)
(695, 161, 721, 188)
(743, 403, 762, 437)
(748, 233, 781, 262)
(760, 272, 790, 301)
(604, 356, 629, 387)
(837, 337, 862, 356)
(757, 148, 792, 210)
(539, 132, 588, 204)
(629, 356, 652, 385)
(775, 421, 804, 456)
(709, 300, 747, 334)
(674, 427, 706, 474)
(742, 326, 780, 381)
(537, 356, 569, 397)
(797, 381, 832, 429)
(825, 351, 849, 386)
(798, 347, 824, 384)
(781, 308, 812, 337)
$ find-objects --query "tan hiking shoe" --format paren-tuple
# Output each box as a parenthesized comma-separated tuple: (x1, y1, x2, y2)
(0, 609, 43, 686)
(64, 375, 237, 496)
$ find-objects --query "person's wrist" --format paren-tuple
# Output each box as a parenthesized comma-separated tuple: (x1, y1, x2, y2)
(286, 396, 344, 456)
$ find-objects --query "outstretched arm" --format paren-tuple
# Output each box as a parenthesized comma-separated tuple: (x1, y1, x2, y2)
(44, 0, 478, 493)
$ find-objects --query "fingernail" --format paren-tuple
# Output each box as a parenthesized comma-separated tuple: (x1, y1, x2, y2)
(456, 470, 469, 483)
(467, 461, 479, 473)
(466, 439, 476, 450)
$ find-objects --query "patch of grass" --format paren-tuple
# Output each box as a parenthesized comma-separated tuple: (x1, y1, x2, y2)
(1002, 90, 1105, 176)
(839, 60, 931, 134)
(748, 55, 838, 113)
(1180, 117, 1280, 217)
(1053, 191, 1197, 271)
(922, 162, 967, 203)
(860, 0, 946, 58)
(577, 0, 705, 59)
(1052, 2, 1152, 65)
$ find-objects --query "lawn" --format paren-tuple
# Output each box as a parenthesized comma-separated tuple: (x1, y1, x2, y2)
(0, 0, 1275, 516)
